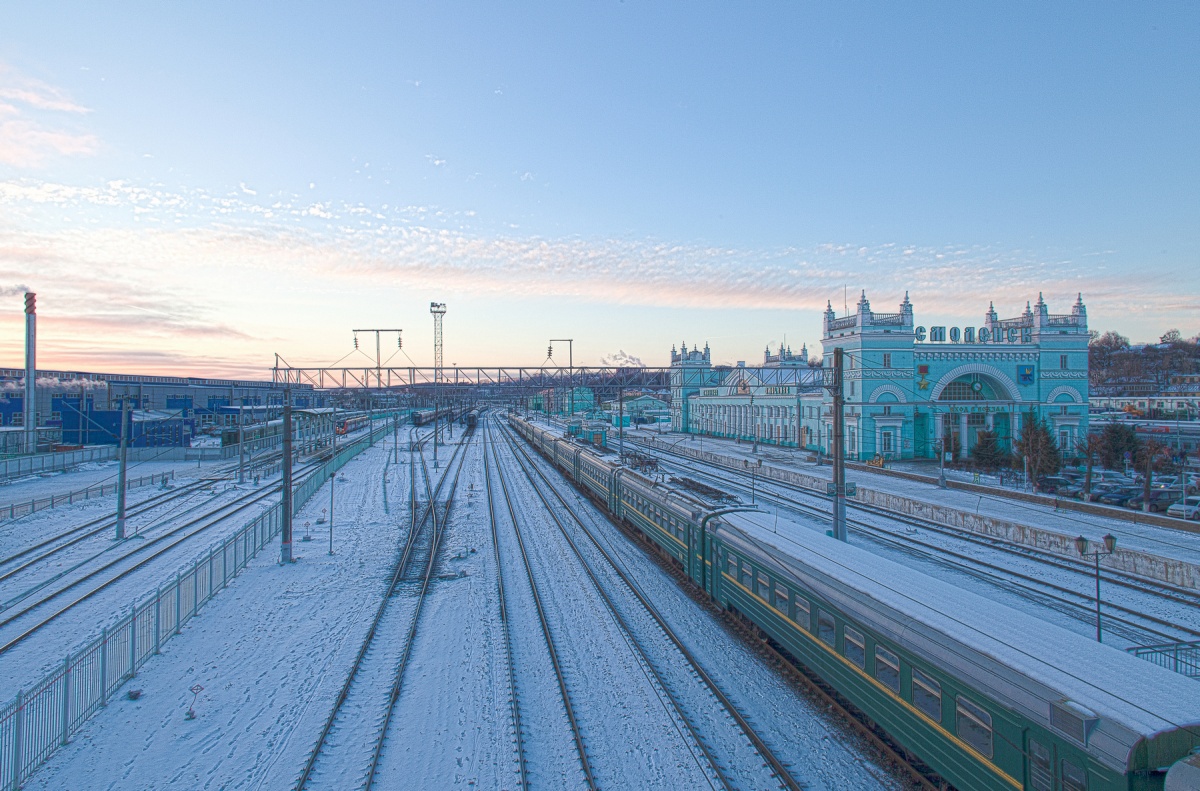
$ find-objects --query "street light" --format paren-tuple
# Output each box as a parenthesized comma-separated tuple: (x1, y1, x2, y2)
(1075, 533, 1117, 642)
(744, 457, 762, 504)
(750, 393, 758, 454)
(937, 438, 947, 488)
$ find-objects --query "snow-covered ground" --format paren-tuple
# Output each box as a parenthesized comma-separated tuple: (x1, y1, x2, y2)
(19, 419, 908, 791)
(22, 440, 406, 791)
(0, 446, 339, 695)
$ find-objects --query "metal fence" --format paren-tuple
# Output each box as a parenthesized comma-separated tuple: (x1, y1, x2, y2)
(0, 448, 119, 482)
(0, 472, 174, 522)
(0, 420, 389, 790)
(1129, 641, 1200, 679)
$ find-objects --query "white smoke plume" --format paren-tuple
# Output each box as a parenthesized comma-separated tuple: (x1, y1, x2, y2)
(599, 350, 645, 368)
(0, 285, 32, 297)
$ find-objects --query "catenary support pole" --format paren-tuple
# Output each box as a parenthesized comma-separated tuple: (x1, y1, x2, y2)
(281, 389, 294, 563)
(832, 348, 847, 541)
(116, 398, 129, 540)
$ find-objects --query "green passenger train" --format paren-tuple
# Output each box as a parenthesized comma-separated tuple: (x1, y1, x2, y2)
(508, 415, 1200, 791)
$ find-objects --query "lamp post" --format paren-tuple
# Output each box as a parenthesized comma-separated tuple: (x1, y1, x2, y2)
(750, 393, 758, 454)
(1075, 533, 1117, 642)
(743, 457, 762, 504)
(937, 438, 947, 488)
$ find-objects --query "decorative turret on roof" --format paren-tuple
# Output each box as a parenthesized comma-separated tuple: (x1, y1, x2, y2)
(857, 290, 871, 314)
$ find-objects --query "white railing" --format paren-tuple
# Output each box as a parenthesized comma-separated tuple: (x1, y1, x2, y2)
(0, 420, 389, 790)
(0, 448, 119, 481)
(0, 472, 174, 522)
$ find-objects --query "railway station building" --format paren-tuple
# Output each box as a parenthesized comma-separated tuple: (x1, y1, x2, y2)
(672, 292, 1091, 462)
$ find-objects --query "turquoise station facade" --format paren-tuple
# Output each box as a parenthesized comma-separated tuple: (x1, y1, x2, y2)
(671, 292, 1090, 462)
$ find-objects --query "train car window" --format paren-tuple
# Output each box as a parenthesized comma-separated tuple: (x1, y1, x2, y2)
(817, 610, 836, 646)
(741, 563, 754, 588)
(1061, 759, 1087, 791)
(726, 554, 738, 577)
(773, 584, 789, 614)
(911, 668, 942, 722)
(1028, 740, 1053, 791)
(793, 595, 811, 630)
(955, 695, 993, 759)
(755, 572, 770, 600)
(874, 646, 900, 693)
(843, 626, 866, 668)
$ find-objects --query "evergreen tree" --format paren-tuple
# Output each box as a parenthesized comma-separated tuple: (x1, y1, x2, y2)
(1014, 411, 1061, 487)
(1098, 423, 1138, 471)
(970, 429, 1006, 470)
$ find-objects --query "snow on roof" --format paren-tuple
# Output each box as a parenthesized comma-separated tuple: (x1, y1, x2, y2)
(716, 510, 1200, 744)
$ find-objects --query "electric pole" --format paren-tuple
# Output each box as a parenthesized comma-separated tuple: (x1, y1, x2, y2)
(281, 389, 294, 563)
(830, 348, 847, 541)
(550, 339, 574, 416)
(116, 398, 129, 540)
(351, 328, 402, 388)
(431, 303, 446, 465)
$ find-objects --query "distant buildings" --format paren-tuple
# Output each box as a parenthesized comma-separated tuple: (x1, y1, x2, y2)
(672, 292, 1092, 462)
(0, 368, 329, 452)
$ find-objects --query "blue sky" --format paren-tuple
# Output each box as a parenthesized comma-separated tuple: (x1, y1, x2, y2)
(1, 2, 1197, 377)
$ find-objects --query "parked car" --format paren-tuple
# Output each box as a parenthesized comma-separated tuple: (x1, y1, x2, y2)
(1127, 489, 1184, 513)
(1098, 488, 1142, 507)
(1037, 476, 1075, 494)
(1167, 496, 1200, 521)
(1078, 483, 1120, 502)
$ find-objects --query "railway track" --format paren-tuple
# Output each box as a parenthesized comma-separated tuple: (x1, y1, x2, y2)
(479, 420, 527, 791)
(295, 428, 470, 791)
(0, 460, 329, 656)
(486, 420, 597, 791)
(0, 436, 343, 587)
(497, 421, 803, 791)
(0, 477, 217, 583)
(631, 438, 1200, 645)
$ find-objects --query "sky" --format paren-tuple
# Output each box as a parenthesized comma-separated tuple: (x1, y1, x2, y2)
(0, 2, 1197, 378)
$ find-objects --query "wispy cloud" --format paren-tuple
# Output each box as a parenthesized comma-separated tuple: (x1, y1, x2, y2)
(0, 64, 98, 167)
(0, 175, 1195, 374)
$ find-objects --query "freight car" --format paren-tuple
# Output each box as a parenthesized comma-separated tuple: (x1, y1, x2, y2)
(507, 415, 1200, 791)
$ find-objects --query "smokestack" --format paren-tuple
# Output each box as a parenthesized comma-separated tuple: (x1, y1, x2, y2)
(24, 292, 35, 455)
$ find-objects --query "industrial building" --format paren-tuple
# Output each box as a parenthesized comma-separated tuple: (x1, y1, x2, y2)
(0, 367, 330, 452)
(673, 292, 1091, 462)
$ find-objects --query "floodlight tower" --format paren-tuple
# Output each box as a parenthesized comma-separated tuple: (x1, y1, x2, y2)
(430, 303, 447, 383)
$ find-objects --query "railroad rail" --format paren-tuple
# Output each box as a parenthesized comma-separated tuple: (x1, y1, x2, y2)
(0, 466, 326, 656)
(498, 421, 802, 791)
(486, 420, 599, 789)
(294, 427, 469, 791)
(479, 419, 527, 790)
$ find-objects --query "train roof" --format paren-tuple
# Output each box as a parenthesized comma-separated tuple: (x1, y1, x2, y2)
(713, 511, 1200, 771)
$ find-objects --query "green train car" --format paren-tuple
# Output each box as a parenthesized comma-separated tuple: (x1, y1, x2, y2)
(510, 416, 1200, 790)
